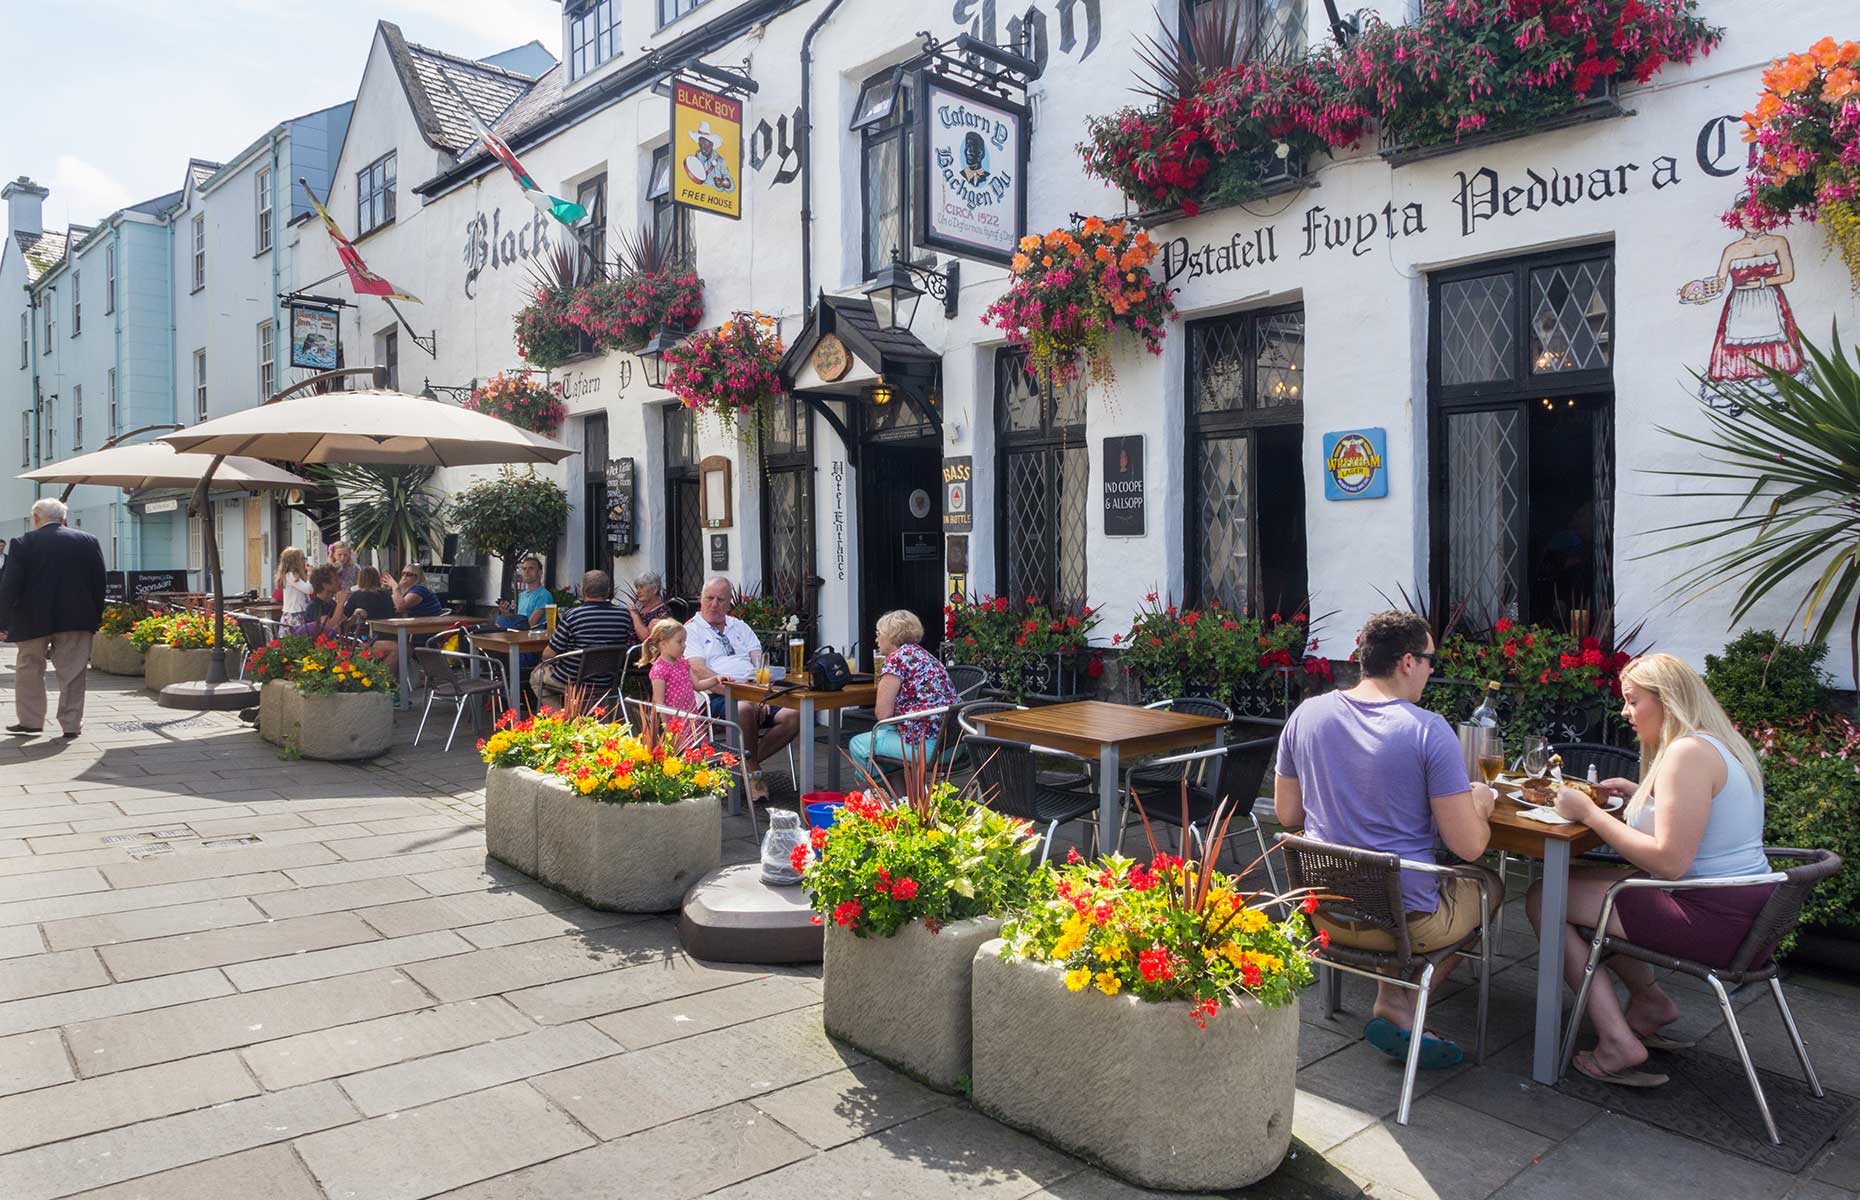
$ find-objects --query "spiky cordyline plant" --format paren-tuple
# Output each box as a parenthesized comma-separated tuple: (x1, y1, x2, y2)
(1643, 325, 1860, 677)
(1133, 2, 1260, 105)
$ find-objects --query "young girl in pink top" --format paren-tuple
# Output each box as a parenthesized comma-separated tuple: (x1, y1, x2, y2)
(645, 618, 719, 717)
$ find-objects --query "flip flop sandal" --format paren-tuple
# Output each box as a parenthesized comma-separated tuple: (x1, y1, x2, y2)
(1574, 1052, 1669, 1088)
(1364, 1017, 1466, 1071)
(1640, 1034, 1697, 1052)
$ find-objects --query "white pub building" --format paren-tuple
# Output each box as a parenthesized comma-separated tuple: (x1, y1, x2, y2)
(286, 0, 1858, 683)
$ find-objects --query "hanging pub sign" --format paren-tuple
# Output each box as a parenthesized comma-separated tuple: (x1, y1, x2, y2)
(671, 80, 743, 220)
(1102, 435, 1145, 537)
(288, 303, 340, 371)
(1322, 428, 1389, 501)
(915, 72, 1028, 266)
(605, 457, 638, 554)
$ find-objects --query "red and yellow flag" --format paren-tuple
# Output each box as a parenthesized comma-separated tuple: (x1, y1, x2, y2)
(304, 188, 420, 303)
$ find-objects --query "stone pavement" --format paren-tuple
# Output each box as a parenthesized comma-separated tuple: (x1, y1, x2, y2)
(0, 648, 1854, 1199)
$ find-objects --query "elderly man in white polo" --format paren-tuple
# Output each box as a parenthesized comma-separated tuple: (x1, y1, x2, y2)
(684, 576, 797, 802)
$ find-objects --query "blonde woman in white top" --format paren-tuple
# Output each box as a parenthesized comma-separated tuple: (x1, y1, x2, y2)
(275, 547, 313, 624)
(1526, 653, 1773, 1089)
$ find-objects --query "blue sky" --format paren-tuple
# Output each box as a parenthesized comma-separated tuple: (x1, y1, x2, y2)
(0, 1, 563, 229)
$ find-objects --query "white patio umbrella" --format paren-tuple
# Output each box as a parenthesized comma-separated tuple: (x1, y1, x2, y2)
(21, 439, 313, 495)
(150, 372, 576, 710)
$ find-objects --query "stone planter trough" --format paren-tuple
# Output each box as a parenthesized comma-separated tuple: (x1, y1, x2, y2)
(258, 683, 390, 760)
(90, 632, 145, 677)
(144, 645, 215, 693)
(823, 916, 1002, 1092)
(971, 942, 1298, 1192)
(485, 765, 721, 912)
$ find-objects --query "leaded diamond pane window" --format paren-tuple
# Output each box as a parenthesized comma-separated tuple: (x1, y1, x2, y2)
(1058, 446, 1089, 607)
(1192, 317, 1248, 413)
(1195, 434, 1252, 613)
(1440, 273, 1515, 386)
(766, 470, 808, 612)
(997, 351, 1086, 610)
(1255, 311, 1305, 407)
(1446, 408, 1524, 629)
(1004, 451, 1054, 605)
(1529, 258, 1613, 374)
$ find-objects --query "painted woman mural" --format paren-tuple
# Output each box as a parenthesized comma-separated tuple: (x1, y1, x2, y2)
(1679, 202, 1805, 411)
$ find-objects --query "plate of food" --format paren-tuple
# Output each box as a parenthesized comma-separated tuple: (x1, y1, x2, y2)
(1677, 276, 1724, 305)
(1518, 776, 1624, 812)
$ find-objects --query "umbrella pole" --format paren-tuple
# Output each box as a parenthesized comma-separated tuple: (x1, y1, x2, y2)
(188, 456, 231, 687)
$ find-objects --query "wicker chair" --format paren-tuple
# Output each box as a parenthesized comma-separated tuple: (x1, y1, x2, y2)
(411, 648, 507, 752)
(1278, 832, 1496, 1126)
(965, 731, 1100, 863)
(1559, 847, 1842, 1146)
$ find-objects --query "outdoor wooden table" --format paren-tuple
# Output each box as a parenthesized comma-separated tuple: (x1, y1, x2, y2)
(1487, 794, 1604, 1085)
(467, 629, 550, 716)
(970, 700, 1230, 852)
(369, 615, 465, 710)
(723, 677, 880, 795)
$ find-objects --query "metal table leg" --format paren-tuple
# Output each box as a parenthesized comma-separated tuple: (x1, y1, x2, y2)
(828, 708, 843, 791)
(798, 696, 817, 797)
(505, 644, 523, 717)
(396, 629, 414, 711)
(1533, 838, 1572, 1084)
(1097, 744, 1121, 857)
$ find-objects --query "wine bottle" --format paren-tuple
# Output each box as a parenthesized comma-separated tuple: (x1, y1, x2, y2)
(1468, 680, 1501, 728)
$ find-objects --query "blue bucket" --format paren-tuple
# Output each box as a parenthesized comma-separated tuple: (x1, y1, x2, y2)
(803, 795, 846, 829)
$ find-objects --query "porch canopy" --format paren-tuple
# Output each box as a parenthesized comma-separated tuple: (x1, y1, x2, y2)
(779, 292, 941, 462)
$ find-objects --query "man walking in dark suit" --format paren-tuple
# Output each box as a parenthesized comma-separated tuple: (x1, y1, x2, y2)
(0, 498, 107, 738)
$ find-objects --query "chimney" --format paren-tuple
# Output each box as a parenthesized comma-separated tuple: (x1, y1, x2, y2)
(4, 177, 48, 238)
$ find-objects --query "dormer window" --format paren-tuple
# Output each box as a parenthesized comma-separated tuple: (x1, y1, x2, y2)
(657, 0, 707, 28)
(568, 0, 620, 81)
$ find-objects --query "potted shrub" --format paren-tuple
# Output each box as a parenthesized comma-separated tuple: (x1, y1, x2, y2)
(91, 604, 149, 676)
(462, 371, 567, 438)
(132, 612, 245, 693)
(567, 225, 705, 354)
(796, 752, 1043, 1091)
(481, 709, 730, 912)
(248, 636, 393, 760)
(975, 803, 1319, 1191)
(662, 313, 786, 431)
(513, 245, 584, 370)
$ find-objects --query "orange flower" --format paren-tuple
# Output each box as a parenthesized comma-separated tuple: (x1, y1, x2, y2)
(1118, 247, 1147, 272)
(1012, 253, 1032, 273)
(1095, 245, 1115, 263)
(1824, 66, 1859, 102)
(1755, 92, 1784, 120)
(1044, 230, 1067, 250)
(1810, 36, 1843, 69)
(1019, 234, 1041, 253)
(1106, 222, 1126, 245)
(1081, 215, 1105, 235)
(1843, 41, 1860, 65)
(1041, 255, 1054, 267)
(1764, 54, 1818, 97)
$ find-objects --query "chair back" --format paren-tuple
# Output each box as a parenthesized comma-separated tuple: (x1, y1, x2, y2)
(411, 646, 488, 696)
(962, 732, 1050, 823)
(563, 643, 628, 688)
(958, 700, 1023, 737)
(1140, 698, 1234, 793)
(1277, 832, 1415, 965)
(1218, 733, 1282, 817)
(233, 616, 271, 653)
(947, 663, 989, 701)
(1727, 848, 1844, 974)
(1551, 740, 1640, 782)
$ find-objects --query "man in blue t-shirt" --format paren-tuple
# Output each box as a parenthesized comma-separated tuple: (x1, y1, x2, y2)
(392, 565, 443, 618)
(1275, 609, 1498, 1069)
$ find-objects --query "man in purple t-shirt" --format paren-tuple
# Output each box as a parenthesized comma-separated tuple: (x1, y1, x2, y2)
(1275, 610, 1498, 1064)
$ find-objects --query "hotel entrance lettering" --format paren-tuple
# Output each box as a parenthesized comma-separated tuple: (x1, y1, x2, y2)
(462, 206, 552, 299)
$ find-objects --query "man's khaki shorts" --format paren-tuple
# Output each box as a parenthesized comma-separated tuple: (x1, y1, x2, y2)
(1313, 867, 1502, 954)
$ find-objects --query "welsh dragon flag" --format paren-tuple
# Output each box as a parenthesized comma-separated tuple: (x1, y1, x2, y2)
(466, 106, 586, 227)
(303, 184, 420, 303)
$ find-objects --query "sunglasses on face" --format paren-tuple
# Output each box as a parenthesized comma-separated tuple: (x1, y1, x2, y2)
(1412, 652, 1437, 665)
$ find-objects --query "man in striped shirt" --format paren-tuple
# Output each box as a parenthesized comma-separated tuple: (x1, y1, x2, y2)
(530, 570, 634, 710)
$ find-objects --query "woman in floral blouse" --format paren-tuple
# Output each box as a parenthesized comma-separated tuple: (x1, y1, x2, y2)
(849, 609, 960, 777)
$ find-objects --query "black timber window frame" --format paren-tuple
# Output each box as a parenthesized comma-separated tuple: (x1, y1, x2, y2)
(575, 172, 608, 281)
(759, 394, 815, 621)
(663, 404, 706, 602)
(583, 412, 613, 576)
(568, 0, 621, 81)
(647, 146, 693, 265)
(995, 350, 1088, 610)
(853, 68, 914, 280)
(1428, 244, 1617, 630)
(357, 152, 397, 236)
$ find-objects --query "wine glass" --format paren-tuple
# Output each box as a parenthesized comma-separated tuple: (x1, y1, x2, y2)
(1477, 731, 1506, 786)
(1522, 736, 1550, 777)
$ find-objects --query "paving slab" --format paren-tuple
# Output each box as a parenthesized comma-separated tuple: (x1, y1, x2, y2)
(0, 872, 294, 929)
(241, 996, 539, 1090)
(63, 966, 429, 1076)
(0, 968, 235, 1038)
(248, 874, 431, 918)
(1490, 1113, 1796, 1200)
(41, 896, 270, 951)
(406, 862, 537, 896)
(64, 1144, 326, 1200)
(455, 905, 642, 949)
(0, 1031, 71, 1096)
(283, 847, 487, 887)
(1434, 1063, 1602, 1141)
(328, 828, 487, 862)
(223, 927, 473, 991)
(294, 1081, 594, 1200)
(534, 1007, 864, 1140)
(356, 883, 580, 938)
(1327, 1094, 1553, 1200)
(100, 842, 341, 889)
(1813, 1117, 1860, 1191)
(437, 1101, 815, 1200)
(0, 867, 111, 905)
(749, 1060, 959, 1149)
(0, 947, 111, 1002)
(402, 921, 686, 1002)
(704, 1103, 1081, 1200)
(0, 924, 43, 959)
(339, 1020, 621, 1116)
(0, 804, 128, 833)
(0, 1081, 356, 1200)
(0, 1050, 258, 1155)
(97, 910, 381, 981)
(507, 953, 777, 1026)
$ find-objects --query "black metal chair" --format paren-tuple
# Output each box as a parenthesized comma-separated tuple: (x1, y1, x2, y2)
(1559, 847, 1842, 1146)
(965, 731, 1100, 864)
(411, 647, 507, 752)
(232, 615, 281, 681)
(537, 644, 630, 714)
(628, 698, 760, 832)
(1128, 737, 1283, 890)
(1279, 831, 1496, 1127)
(947, 663, 990, 702)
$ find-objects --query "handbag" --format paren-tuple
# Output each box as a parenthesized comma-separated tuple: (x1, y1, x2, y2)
(803, 644, 852, 693)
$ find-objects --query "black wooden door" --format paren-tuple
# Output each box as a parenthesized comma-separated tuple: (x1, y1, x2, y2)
(859, 443, 942, 652)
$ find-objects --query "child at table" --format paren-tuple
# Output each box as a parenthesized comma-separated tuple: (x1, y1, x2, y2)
(644, 618, 719, 719)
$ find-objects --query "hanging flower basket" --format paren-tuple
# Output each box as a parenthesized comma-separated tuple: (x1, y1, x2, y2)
(982, 218, 1177, 392)
(569, 269, 705, 354)
(1725, 38, 1860, 291)
(513, 285, 582, 370)
(463, 370, 567, 437)
(662, 313, 786, 431)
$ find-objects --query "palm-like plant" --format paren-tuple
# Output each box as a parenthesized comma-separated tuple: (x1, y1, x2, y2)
(309, 464, 447, 570)
(1133, 2, 1259, 105)
(1643, 325, 1860, 676)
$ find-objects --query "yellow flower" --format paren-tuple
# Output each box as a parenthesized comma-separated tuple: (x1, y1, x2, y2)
(925, 830, 945, 842)
(663, 758, 684, 777)
(1064, 967, 1091, 992)
(1093, 970, 1121, 995)
(614, 773, 637, 790)
(1238, 908, 1271, 934)
(692, 769, 718, 790)
(575, 776, 598, 794)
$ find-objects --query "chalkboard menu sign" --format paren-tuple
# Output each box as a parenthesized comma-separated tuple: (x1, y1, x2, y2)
(605, 458, 638, 554)
(105, 572, 127, 603)
(1102, 435, 1145, 537)
(128, 569, 190, 598)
